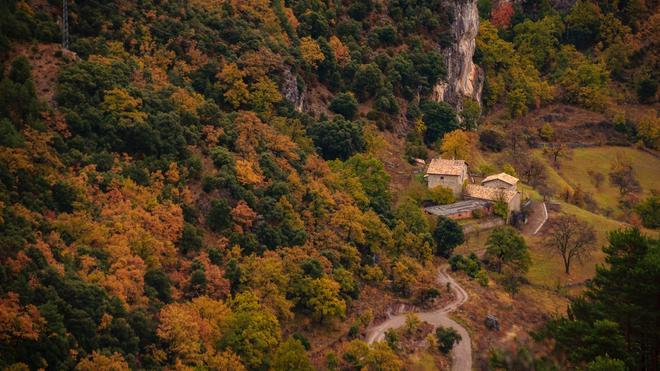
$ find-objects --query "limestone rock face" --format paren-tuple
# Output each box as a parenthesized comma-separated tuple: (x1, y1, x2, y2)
(281, 68, 306, 112)
(432, 0, 484, 109)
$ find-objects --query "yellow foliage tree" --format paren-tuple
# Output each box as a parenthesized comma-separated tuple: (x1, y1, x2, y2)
(171, 88, 205, 114)
(299, 37, 325, 68)
(440, 129, 470, 160)
(235, 158, 264, 185)
(101, 88, 147, 127)
(217, 63, 251, 109)
(250, 76, 282, 114)
(75, 352, 129, 371)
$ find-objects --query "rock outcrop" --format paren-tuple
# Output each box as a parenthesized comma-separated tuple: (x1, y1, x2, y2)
(432, 0, 484, 109)
(281, 68, 306, 112)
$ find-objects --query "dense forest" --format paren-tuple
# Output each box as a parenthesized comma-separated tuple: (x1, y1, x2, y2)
(0, 0, 658, 370)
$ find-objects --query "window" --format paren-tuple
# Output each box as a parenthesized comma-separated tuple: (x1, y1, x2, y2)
(440, 176, 444, 179)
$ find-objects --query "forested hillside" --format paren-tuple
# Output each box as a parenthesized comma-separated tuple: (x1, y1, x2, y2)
(0, 0, 657, 370)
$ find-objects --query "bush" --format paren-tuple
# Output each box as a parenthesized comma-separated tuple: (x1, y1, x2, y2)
(475, 270, 489, 287)
(329, 92, 358, 120)
(435, 327, 461, 354)
(448, 254, 481, 278)
(348, 324, 360, 339)
(417, 287, 441, 305)
(479, 128, 506, 152)
(384, 329, 399, 349)
(424, 186, 455, 206)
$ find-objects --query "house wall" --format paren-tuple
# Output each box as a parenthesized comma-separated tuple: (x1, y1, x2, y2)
(428, 174, 463, 196)
(508, 193, 521, 213)
(482, 179, 515, 190)
(445, 206, 491, 220)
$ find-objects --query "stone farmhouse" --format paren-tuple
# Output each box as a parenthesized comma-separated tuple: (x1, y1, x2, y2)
(425, 158, 522, 221)
(424, 158, 468, 197)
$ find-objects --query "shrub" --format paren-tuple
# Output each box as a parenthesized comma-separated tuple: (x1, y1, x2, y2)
(348, 324, 360, 339)
(424, 186, 455, 205)
(329, 92, 358, 120)
(384, 328, 399, 349)
(436, 327, 461, 354)
(448, 254, 481, 278)
(475, 270, 489, 287)
(417, 287, 441, 305)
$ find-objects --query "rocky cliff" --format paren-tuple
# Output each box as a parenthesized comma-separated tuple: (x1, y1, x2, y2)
(281, 67, 306, 112)
(432, 0, 484, 109)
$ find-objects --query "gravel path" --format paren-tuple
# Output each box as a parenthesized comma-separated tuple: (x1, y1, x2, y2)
(365, 265, 472, 371)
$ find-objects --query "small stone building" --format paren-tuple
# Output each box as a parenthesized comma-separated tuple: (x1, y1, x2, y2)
(425, 158, 468, 197)
(481, 172, 519, 190)
(465, 184, 521, 220)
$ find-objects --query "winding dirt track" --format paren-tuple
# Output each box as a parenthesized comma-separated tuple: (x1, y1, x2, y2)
(365, 265, 472, 371)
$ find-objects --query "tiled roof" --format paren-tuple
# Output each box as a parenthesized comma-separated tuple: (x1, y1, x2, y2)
(425, 158, 466, 176)
(482, 172, 519, 186)
(465, 184, 518, 203)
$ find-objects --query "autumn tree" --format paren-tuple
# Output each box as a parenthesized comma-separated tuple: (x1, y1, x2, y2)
(250, 76, 282, 114)
(101, 87, 147, 127)
(329, 36, 350, 65)
(217, 63, 250, 109)
(490, 1, 514, 29)
(543, 215, 597, 274)
(299, 37, 325, 68)
(75, 352, 129, 371)
(440, 129, 470, 160)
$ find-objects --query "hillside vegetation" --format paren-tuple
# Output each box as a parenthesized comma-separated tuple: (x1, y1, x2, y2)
(0, 0, 658, 370)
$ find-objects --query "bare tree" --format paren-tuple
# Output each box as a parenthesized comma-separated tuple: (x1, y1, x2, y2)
(543, 215, 596, 274)
(515, 154, 547, 187)
(543, 143, 572, 168)
(609, 158, 641, 196)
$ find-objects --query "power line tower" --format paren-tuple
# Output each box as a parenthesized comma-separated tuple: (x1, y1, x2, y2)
(62, 0, 69, 49)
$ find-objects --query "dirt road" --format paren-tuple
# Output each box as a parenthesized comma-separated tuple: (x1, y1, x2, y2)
(365, 265, 472, 371)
